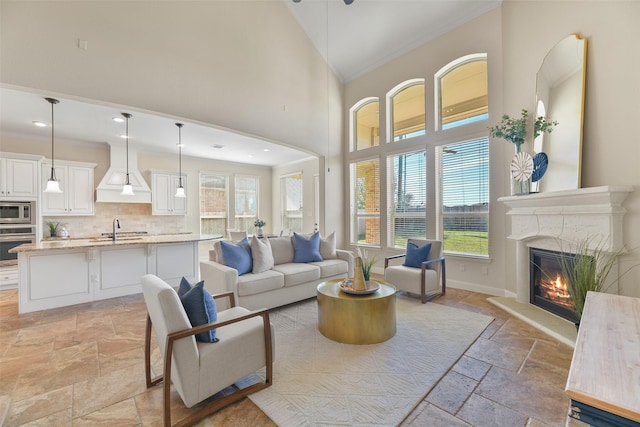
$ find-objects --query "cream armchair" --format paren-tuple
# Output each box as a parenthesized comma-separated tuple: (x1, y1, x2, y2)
(141, 274, 274, 426)
(384, 239, 446, 303)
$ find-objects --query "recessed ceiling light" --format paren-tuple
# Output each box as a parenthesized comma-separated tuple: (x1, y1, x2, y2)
(248, 154, 253, 158)
(113, 117, 125, 123)
(32, 121, 48, 127)
(263, 148, 270, 152)
(120, 134, 128, 139)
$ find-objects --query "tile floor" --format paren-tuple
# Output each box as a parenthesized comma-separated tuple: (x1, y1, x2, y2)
(0, 282, 580, 426)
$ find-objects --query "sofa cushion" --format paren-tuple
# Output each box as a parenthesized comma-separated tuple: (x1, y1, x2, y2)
(403, 242, 432, 269)
(268, 236, 295, 265)
(310, 259, 348, 278)
(237, 269, 285, 297)
(250, 236, 274, 273)
(273, 262, 321, 287)
(177, 277, 218, 343)
(319, 232, 337, 260)
(220, 238, 253, 275)
(292, 231, 323, 263)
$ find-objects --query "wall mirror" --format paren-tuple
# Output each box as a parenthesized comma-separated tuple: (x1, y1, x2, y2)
(533, 33, 587, 193)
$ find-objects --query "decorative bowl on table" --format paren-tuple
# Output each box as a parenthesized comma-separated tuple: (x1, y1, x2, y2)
(339, 279, 380, 295)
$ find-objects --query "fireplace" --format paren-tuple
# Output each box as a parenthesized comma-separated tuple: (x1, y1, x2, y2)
(530, 248, 580, 323)
(495, 186, 632, 345)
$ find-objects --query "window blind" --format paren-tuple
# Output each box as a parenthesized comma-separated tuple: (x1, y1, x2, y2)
(387, 150, 426, 248)
(440, 138, 489, 255)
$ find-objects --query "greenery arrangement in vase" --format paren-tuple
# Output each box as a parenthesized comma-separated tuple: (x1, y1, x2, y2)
(357, 246, 376, 281)
(254, 219, 266, 236)
(489, 109, 558, 195)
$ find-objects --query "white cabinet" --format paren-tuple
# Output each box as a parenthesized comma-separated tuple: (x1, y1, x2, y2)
(19, 249, 93, 312)
(0, 266, 18, 290)
(18, 241, 200, 313)
(151, 172, 187, 215)
(0, 156, 39, 199)
(41, 160, 96, 215)
(95, 246, 149, 300)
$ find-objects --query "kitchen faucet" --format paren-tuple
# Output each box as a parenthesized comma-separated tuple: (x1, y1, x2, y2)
(113, 218, 120, 241)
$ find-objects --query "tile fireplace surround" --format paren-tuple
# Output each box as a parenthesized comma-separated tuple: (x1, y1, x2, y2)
(494, 185, 634, 345)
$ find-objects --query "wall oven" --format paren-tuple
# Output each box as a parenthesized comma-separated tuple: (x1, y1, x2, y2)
(0, 226, 36, 266)
(0, 201, 36, 266)
(0, 201, 35, 224)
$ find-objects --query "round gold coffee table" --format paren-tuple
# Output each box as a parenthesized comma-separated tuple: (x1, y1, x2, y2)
(317, 279, 396, 344)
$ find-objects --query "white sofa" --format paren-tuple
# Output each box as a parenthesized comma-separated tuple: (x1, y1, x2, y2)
(200, 235, 354, 310)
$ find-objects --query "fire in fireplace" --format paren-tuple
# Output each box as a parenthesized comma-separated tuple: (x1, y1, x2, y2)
(530, 248, 580, 323)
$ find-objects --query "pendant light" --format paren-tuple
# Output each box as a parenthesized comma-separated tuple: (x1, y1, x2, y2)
(121, 112, 135, 196)
(175, 123, 186, 198)
(43, 97, 63, 193)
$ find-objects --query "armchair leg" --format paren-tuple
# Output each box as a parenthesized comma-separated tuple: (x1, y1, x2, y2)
(145, 314, 163, 388)
(420, 268, 427, 304)
(158, 311, 274, 427)
(441, 261, 446, 295)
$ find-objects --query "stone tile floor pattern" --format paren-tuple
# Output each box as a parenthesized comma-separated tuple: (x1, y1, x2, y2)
(0, 280, 581, 426)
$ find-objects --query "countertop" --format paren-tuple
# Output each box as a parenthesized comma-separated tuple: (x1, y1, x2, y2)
(10, 233, 222, 253)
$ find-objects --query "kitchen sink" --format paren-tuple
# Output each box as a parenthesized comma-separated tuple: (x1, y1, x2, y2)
(91, 236, 145, 242)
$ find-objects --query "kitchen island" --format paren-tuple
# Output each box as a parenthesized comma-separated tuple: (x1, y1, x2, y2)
(11, 234, 218, 313)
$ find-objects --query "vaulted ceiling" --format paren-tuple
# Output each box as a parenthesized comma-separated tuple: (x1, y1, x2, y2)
(1, 0, 501, 166)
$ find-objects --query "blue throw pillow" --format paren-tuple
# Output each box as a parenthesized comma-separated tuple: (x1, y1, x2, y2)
(292, 231, 323, 263)
(220, 238, 253, 275)
(178, 277, 218, 343)
(403, 242, 432, 268)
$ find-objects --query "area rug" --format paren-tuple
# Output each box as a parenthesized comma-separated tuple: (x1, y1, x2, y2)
(249, 295, 493, 426)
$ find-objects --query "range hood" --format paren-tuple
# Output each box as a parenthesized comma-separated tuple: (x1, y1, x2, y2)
(96, 142, 151, 203)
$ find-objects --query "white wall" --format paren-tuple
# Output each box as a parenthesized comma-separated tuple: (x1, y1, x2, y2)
(501, 0, 640, 297)
(0, 0, 346, 245)
(343, 8, 506, 296)
(344, 1, 640, 298)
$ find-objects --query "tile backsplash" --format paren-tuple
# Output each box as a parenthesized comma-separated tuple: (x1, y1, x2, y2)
(43, 203, 187, 239)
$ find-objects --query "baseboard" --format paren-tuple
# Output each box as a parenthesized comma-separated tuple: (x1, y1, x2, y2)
(446, 279, 505, 297)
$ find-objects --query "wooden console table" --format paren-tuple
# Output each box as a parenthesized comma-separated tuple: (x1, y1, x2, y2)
(565, 292, 640, 426)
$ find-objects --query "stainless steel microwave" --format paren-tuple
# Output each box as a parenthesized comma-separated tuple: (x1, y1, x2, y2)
(0, 201, 35, 224)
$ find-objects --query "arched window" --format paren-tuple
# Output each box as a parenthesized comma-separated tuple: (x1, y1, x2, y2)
(388, 79, 425, 141)
(350, 98, 380, 151)
(435, 54, 488, 130)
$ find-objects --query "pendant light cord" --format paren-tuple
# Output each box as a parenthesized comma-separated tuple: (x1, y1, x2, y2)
(122, 113, 132, 185)
(326, 0, 330, 173)
(51, 100, 56, 180)
(45, 97, 60, 181)
(177, 123, 183, 187)
(125, 115, 130, 185)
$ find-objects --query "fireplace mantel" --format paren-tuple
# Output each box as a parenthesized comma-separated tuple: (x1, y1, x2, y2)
(498, 185, 634, 304)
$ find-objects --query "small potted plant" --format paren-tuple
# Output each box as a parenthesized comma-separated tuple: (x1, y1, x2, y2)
(557, 238, 624, 323)
(254, 219, 266, 237)
(357, 246, 377, 282)
(46, 221, 60, 238)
